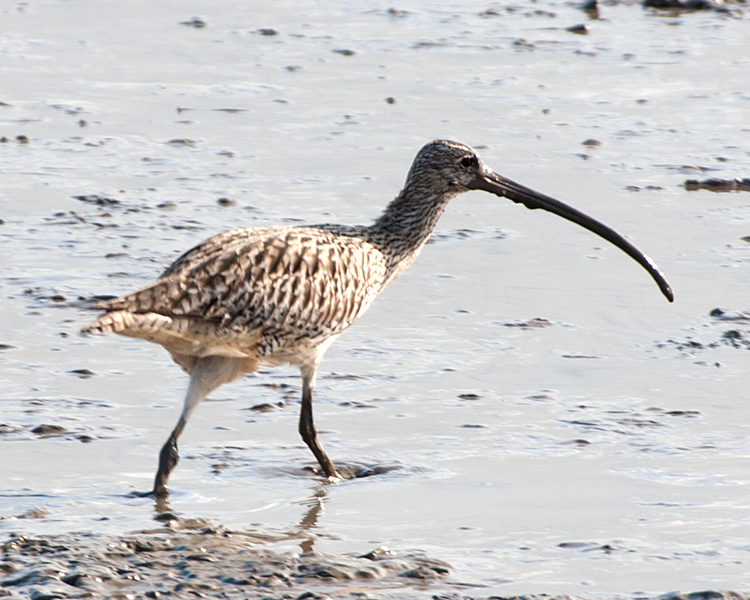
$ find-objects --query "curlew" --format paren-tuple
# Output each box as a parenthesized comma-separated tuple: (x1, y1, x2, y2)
(82, 139, 673, 496)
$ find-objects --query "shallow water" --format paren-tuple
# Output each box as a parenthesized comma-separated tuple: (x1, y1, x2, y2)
(2, 1, 750, 598)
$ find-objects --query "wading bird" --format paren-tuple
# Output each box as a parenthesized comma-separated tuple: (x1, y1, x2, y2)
(82, 139, 673, 496)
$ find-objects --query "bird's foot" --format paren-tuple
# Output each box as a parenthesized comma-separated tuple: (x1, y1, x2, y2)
(129, 487, 169, 499)
(301, 465, 342, 480)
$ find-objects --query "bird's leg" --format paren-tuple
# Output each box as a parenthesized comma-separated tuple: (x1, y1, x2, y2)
(151, 355, 249, 496)
(298, 366, 341, 480)
(153, 422, 186, 497)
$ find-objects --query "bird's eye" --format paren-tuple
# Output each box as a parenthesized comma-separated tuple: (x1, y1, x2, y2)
(460, 155, 476, 168)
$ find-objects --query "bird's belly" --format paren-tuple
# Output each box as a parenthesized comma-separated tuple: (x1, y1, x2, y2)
(257, 332, 341, 371)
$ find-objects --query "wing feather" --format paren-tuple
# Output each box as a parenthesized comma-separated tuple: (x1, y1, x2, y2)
(89, 225, 388, 354)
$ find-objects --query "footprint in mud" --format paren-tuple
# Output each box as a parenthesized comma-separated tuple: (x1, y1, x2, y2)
(297, 462, 404, 480)
(200, 443, 407, 482)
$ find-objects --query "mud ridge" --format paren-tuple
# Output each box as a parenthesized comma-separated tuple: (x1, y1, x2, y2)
(1, 528, 451, 600)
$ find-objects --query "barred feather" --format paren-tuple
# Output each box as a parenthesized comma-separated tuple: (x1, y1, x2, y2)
(82, 141, 480, 369)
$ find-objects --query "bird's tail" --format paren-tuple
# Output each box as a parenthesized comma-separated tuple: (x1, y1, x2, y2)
(80, 310, 174, 336)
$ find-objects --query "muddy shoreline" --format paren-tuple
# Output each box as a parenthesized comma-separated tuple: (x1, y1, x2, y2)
(1, 525, 450, 600)
(2, 527, 746, 600)
(3, 0, 750, 596)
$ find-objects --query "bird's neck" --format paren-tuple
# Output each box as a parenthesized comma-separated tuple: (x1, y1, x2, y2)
(366, 185, 457, 284)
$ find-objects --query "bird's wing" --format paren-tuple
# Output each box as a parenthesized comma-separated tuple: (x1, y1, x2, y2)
(96, 226, 389, 345)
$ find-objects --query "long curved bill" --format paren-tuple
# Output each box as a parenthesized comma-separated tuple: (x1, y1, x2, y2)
(469, 166, 674, 303)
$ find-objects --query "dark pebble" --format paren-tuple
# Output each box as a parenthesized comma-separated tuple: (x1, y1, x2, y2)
(644, 0, 726, 9)
(31, 424, 66, 436)
(73, 194, 120, 206)
(684, 178, 750, 192)
(249, 402, 278, 412)
(179, 17, 206, 28)
(166, 138, 195, 147)
(68, 368, 95, 378)
(566, 23, 589, 34)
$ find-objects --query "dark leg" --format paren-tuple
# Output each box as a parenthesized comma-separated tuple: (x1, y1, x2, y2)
(298, 367, 341, 480)
(150, 355, 249, 496)
(153, 424, 185, 496)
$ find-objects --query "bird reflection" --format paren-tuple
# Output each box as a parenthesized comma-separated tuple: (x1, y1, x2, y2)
(145, 478, 331, 554)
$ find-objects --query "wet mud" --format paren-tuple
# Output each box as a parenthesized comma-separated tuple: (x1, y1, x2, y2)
(658, 308, 750, 355)
(684, 178, 750, 192)
(641, 0, 744, 13)
(3, 0, 750, 598)
(1, 526, 450, 600)
(4, 528, 746, 600)
(2, 528, 748, 599)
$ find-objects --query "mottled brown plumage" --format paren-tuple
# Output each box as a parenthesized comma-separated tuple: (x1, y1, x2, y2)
(89, 227, 388, 359)
(82, 139, 673, 496)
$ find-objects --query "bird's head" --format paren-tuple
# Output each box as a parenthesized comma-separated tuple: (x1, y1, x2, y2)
(404, 139, 674, 302)
(405, 139, 490, 196)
